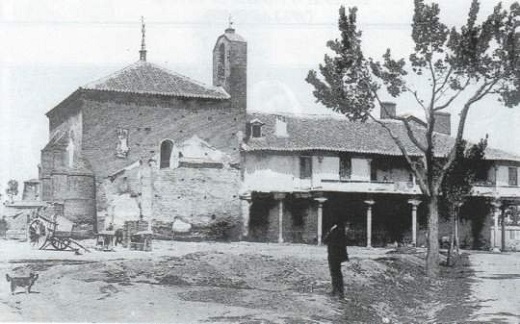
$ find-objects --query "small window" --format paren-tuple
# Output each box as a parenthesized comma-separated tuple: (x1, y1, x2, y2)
(248, 119, 265, 138)
(508, 167, 518, 186)
(370, 160, 377, 181)
(252, 124, 262, 138)
(475, 163, 488, 182)
(160, 140, 174, 169)
(409, 173, 414, 184)
(300, 156, 312, 179)
(339, 155, 351, 180)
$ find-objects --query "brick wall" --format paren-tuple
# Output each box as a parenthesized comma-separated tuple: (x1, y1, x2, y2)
(228, 40, 247, 110)
(46, 91, 83, 134)
(212, 32, 247, 110)
(64, 198, 96, 224)
(81, 91, 243, 179)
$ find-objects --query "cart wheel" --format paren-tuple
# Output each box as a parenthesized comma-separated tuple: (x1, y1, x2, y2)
(29, 219, 53, 250)
(51, 237, 71, 251)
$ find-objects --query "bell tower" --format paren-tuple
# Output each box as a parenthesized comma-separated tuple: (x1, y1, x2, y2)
(213, 20, 247, 111)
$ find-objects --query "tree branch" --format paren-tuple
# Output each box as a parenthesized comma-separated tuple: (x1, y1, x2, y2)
(368, 113, 431, 195)
(428, 58, 437, 109)
(434, 66, 453, 96)
(393, 116, 428, 153)
(433, 78, 471, 111)
(357, 72, 430, 194)
(434, 79, 499, 193)
(404, 86, 427, 112)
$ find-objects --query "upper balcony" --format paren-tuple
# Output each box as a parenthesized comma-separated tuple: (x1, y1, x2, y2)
(317, 179, 421, 195)
(472, 181, 520, 199)
(243, 171, 421, 195)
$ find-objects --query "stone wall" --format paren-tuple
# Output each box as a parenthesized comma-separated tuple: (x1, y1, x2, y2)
(97, 156, 242, 236)
(153, 166, 241, 224)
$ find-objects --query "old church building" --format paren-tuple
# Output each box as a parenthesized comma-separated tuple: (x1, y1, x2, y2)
(39, 23, 247, 235)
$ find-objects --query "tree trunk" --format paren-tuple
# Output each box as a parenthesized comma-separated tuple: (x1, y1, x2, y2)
(447, 208, 454, 267)
(426, 195, 440, 277)
(454, 212, 460, 254)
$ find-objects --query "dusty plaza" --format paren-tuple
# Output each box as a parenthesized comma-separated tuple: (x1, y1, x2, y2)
(1, 239, 520, 323)
(0, 240, 488, 323)
(2, 0, 520, 323)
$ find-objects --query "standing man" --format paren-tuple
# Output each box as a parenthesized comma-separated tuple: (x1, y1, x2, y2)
(323, 221, 349, 298)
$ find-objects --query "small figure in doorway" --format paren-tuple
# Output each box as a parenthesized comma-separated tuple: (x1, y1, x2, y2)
(0, 216, 8, 239)
(323, 220, 349, 299)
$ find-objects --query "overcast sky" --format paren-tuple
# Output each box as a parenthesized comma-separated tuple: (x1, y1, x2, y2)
(1, 0, 519, 192)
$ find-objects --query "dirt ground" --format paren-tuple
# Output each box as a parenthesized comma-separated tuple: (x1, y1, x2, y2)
(0, 240, 474, 323)
(468, 251, 520, 323)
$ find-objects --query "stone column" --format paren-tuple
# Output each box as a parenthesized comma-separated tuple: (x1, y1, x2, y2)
(491, 200, 502, 252)
(364, 200, 375, 248)
(408, 199, 421, 247)
(239, 193, 252, 239)
(273, 193, 286, 243)
(314, 197, 328, 245)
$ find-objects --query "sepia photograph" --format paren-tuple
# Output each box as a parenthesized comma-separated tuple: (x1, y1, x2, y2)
(1, 0, 520, 322)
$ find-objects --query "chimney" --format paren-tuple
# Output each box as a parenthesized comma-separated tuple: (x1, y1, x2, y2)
(380, 102, 396, 119)
(433, 112, 451, 135)
(275, 116, 288, 137)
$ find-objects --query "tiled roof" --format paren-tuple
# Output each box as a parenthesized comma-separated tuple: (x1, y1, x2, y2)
(244, 113, 520, 162)
(81, 61, 230, 100)
(484, 147, 520, 162)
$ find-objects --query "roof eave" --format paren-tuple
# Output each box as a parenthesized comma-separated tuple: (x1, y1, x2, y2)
(45, 89, 84, 118)
(79, 86, 230, 100)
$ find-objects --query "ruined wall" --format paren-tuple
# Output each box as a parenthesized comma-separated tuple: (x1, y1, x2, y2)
(97, 163, 241, 233)
(153, 166, 241, 223)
